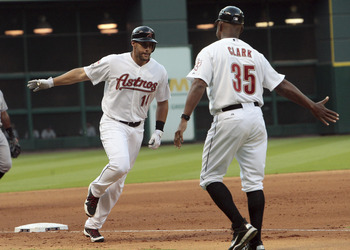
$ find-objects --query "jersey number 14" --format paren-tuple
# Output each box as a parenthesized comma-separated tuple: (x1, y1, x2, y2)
(231, 64, 256, 95)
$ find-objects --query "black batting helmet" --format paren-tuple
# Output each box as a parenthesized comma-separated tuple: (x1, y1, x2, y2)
(215, 6, 244, 25)
(131, 26, 158, 44)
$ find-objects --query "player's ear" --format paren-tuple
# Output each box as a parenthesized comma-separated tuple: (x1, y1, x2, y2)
(218, 21, 223, 31)
(131, 40, 136, 48)
(216, 21, 222, 39)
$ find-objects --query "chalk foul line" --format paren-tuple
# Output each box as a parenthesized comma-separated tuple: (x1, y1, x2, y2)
(2, 228, 350, 234)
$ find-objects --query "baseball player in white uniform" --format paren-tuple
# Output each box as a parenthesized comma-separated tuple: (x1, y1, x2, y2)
(0, 90, 13, 179)
(174, 6, 339, 250)
(0, 90, 21, 179)
(28, 26, 171, 242)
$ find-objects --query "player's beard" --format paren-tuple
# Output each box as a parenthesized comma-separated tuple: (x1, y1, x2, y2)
(132, 44, 152, 65)
(139, 52, 150, 62)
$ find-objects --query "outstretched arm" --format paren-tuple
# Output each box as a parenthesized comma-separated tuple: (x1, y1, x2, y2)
(52, 68, 90, 86)
(174, 78, 207, 148)
(28, 67, 90, 92)
(274, 79, 339, 125)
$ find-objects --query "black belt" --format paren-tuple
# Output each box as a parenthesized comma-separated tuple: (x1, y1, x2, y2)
(222, 102, 259, 112)
(118, 120, 141, 127)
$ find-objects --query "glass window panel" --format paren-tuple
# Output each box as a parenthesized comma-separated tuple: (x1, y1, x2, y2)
(81, 33, 129, 65)
(277, 102, 315, 125)
(80, 9, 125, 34)
(271, 27, 316, 61)
(261, 101, 274, 126)
(0, 80, 26, 109)
(241, 28, 269, 58)
(4, 115, 27, 140)
(84, 82, 104, 106)
(27, 36, 78, 71)
(269, 1, 315, 26)
(86, 111, 103, 135)
(33, 113, 81, 137)
(187, 3, 218, 30)
(275, 65, 316, 95)
(26, 8, 76, 35)
(0, 8, 23, 35)
(0, 38, 24, 73)
(80, 9, 105, 33)
(188, 30, 217, 61)
(195, 106, 211, 131)
(30, 84, 80, 108)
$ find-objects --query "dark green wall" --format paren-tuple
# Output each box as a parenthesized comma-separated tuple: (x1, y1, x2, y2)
(330, 0, 350, 133)
(315, 0, 350, 134)
(333, 66, 350, 133)
(332, 0, 350, 62)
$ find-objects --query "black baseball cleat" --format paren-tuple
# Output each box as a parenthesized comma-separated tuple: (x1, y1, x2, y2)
(242, 241, 265, 250)
(84, 227, 104, 242)
(228, 219, 258, 250)
(84, 187, 99, 217)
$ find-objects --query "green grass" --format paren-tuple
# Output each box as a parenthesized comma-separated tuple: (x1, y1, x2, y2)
(1, 134, 350, 193)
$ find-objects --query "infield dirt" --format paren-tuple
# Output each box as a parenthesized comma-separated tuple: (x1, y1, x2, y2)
(1, 170, 349, 249)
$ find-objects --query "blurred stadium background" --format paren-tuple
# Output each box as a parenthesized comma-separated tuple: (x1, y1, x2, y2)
(0, 0, 349, 151)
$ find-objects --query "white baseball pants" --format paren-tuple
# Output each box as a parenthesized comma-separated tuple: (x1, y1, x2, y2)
(200, 102, 267, 193)
(85, 114, 144, 229)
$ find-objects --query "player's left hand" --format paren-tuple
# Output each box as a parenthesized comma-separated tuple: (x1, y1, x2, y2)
(311, 96, 339, 126)
(148, 130, 163, 150)
(27, 77, 54, 92)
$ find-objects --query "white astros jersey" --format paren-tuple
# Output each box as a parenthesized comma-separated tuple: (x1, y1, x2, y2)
(84, 52, 170, 122)
(187, 38, 285, 115)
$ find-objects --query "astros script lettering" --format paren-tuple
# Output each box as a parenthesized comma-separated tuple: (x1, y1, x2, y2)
(116, 73, 158, 92)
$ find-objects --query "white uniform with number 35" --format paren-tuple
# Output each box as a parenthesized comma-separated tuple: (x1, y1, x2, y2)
(84, 52, 170, 229)
(187, 38, 284, 192)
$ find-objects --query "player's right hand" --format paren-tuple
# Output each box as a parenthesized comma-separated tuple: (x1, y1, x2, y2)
(148, 129, 163, 150)
(27, 77, 54, 92)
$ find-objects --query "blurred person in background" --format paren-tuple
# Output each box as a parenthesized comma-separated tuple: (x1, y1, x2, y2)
(86, 123, 97, 137)
(41, 126, 56, 139)
(80, 122, 97, 137)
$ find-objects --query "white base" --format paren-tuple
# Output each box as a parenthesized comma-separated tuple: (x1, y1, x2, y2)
(14, 223, 68, 233)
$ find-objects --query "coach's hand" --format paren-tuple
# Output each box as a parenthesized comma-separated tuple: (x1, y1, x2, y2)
(27, 77, 54, 92)
(148, 130, 163, 150)
(174, 119, 187, 149)
(310, 96, 339, 126)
